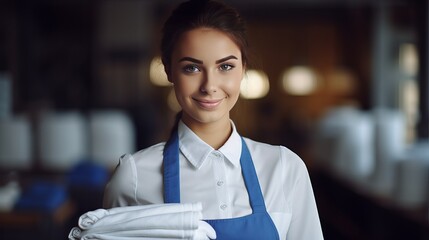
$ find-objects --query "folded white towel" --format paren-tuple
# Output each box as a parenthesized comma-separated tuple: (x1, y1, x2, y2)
(80, 229, 195, 240)
(69, 203, 216, 240)
(71, 221, 216, 240)
(79, 225, 215, 240)
(79, 203, 202, 230)
(79, 211, 200, 234)
(69, 227, 82, 240)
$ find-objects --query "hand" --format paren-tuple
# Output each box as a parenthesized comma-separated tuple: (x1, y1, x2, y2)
(193, 221, 216, 240)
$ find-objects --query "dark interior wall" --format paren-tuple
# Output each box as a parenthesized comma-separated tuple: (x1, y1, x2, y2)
(0, 0, 422, 150)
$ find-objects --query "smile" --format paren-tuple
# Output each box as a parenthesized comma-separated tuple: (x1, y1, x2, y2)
(193, 98, 223, 110)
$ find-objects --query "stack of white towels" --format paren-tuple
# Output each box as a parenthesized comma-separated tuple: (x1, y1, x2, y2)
(69, 202, 216, 240)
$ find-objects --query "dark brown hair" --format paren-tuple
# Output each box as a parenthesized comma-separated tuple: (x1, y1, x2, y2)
(161, 0, 248, 76)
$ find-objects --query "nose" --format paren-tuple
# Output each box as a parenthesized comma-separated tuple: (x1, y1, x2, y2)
(200, 71, 217, 94)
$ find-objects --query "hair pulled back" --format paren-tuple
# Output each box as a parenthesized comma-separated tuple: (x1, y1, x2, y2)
(161, 0, 248, 76)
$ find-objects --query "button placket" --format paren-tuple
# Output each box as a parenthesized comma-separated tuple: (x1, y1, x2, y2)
(214, 152, 225, 188)
(211, 151, 230, 217)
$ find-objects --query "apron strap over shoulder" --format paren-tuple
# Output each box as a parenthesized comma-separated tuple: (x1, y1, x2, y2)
(163, 131, 180, 203)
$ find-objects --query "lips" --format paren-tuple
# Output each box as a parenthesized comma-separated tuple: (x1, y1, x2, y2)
(193, 98, 223, 109)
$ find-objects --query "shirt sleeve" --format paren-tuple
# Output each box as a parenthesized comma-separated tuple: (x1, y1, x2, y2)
(281, 147, 324, 240)
(103, 154, 139, 208)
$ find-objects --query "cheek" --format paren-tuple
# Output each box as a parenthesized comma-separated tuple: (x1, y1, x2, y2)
(228, 83, 241, 97)
(225, 73, 243, 96)
(173, 77, 199, 98)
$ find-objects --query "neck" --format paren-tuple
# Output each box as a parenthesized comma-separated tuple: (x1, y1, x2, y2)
(182, 116, 232, 150)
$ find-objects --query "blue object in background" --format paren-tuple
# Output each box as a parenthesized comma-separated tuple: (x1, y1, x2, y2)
(14, 181, 67, 212)
(67, 161, 109, 188)
(67, 161, 110, 213)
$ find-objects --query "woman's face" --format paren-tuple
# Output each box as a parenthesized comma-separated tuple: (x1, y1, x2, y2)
(169, 28, 244, 127)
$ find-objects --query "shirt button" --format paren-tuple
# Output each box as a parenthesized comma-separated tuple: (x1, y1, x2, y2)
(217, 181, 224, 186)
(213, 151, 221, 158)
(220, 204, 227, 210)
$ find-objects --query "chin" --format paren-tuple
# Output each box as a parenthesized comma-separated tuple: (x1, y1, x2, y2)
(188, 111, 228, 125)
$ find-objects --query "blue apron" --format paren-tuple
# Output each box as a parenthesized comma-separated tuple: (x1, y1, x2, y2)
(163, 131, 279, 240)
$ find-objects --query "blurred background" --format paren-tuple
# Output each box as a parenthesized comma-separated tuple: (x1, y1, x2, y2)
(0, 0, 428, 239)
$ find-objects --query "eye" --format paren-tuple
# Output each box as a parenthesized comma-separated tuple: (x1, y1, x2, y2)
(219, 64, 234, 71)
(182, 65, 200, 73)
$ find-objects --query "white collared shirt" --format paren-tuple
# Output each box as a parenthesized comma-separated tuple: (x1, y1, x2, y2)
(103, 121, 324, 240)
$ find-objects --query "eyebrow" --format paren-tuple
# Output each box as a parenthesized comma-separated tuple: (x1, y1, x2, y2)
(178, 55, 238, 64)
(215, 55, 238, 64)
(178, 57, 203, 64)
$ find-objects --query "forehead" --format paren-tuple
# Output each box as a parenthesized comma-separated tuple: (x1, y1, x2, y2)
(172, 28, 242, 62)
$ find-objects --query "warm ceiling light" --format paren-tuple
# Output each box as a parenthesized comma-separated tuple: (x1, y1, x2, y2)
(281, 66, 319, 95)
(149, 56, 170, 86)
(240, 69, 270, 99)
(399, 43, 418, 76)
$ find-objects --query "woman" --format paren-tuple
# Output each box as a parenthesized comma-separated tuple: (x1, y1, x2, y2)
(103, 0, 324, 239)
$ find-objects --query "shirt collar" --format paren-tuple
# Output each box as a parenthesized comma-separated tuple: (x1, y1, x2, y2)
(178, 120, 242, 169)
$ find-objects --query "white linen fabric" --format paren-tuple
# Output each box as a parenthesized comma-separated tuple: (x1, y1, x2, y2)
(103, 120, 324, 240)
(78, 203, 202, 230)
(69, 202, 216, 240)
